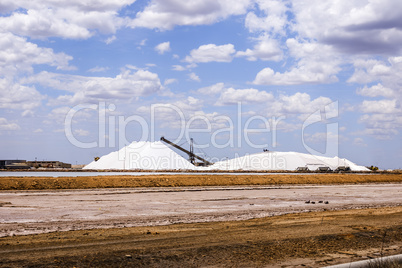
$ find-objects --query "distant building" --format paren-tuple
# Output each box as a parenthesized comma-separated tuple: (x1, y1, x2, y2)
(27, 161, 72, 168)
(0, 160, 29, 169)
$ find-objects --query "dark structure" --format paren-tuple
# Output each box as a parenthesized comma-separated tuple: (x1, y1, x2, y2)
(0, 160, 29, 169)
(27, 161, 72, 168)
(335, 166, 351, 172)
(296, 166, 309, 172)
(318, 166, 332, 172)
(160, 136, 213, 166)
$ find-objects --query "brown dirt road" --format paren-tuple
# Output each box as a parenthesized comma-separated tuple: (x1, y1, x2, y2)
(1, 207, 401, 267)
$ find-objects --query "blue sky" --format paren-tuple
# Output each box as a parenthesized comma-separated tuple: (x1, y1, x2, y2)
(0, 0, 401, 169)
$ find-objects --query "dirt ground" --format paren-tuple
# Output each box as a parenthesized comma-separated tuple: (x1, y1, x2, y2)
(1, 173, 401, 267)
(0, 207, 401, 267)
(1, 183, 401, 237)
(1, 173, 401, 190)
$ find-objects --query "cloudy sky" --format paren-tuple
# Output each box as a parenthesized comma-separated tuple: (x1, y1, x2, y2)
(1, 0, 401, 169)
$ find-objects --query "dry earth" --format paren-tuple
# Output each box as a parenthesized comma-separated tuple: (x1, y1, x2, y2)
(1, 173, 401, 190)
(1, 173, 401, 267)
(1, 207, 401, 267)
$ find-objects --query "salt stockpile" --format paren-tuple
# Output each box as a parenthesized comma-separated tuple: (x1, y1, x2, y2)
(210, 151, 369, 171)
(84, 140, 369, 171)
(84, 141, 196, 170)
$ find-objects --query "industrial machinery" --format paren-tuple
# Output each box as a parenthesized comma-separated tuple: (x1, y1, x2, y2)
(160, 136, 213, 166)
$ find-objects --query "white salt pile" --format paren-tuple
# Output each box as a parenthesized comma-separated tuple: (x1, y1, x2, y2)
(84, 141, 368, 171)
(209, 151, 369, 171)
(83, 141, 195, 170)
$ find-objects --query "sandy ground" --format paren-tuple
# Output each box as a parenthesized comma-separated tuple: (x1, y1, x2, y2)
(0, 174, 401, 267)
(1, 207, 401, 267)
(1, 183, 401, 237)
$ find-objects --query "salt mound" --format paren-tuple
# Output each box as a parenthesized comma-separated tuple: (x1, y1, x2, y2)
(84, 140, 368, 172)
(84, 141, 195, 170)
(210, 151, 369, 171)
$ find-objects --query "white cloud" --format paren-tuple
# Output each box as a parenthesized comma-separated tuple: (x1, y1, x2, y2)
(33, 128, 43, 133)
(172, 65, 186, 71)
(88, 66, 109, 73)
(291, 0, 402, 55)
(186, 63, 198, 69)
(188, 72, 201, 82)
(0, 0, 134, 39)
(245, 0, 289, 35)
(155, 41, 171, 54)
(0, 32, 73, 76)
(360, 99, 398, 114)
(253, 65, 338, 85)
(269, 120, 302, 133)
(185, 44, 236, 63)
(357, 83, 394, 98)
(361, 129, 399, 140)
(46, 106, 73, 124)
(138, 96, 203, 116)
(105, 35, 116, 44)
(242, 0, 402, 110)
(253, 39, 341, 85)
(137, 96, 205, 128)
(0, 9, 92, 39)
(0, 78, 44, 111)
(164, 78, 177, 85)
(304, 131, 343, 144)
(353, 137, 367, 147)
(74, 129, 90, 136)
(205, 86, 334, 130)
(348, 57, 402, 102)
(278, 93, 330, 114)
(267, 92, 334, 119)
(137, 96, 226, 130)
(216, 87, 273, 106)
(46, 105, 93, 125)
(347, 56, 402, 140)
(21, 110, 34, 117)
(25, 69, 162, 105)
(359, 99, 402, 139)
(358, 113, 402, 139)
(0, 118, 21, 131)
(129, 0, 252, 30)
(199, 86, 334, 122)
(350, 58, 402, 140)
(0, 33, 69, 114)
(197, 83, 225, 95)
(236, 36, 282, 61)
(347, 59, 392, 84)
